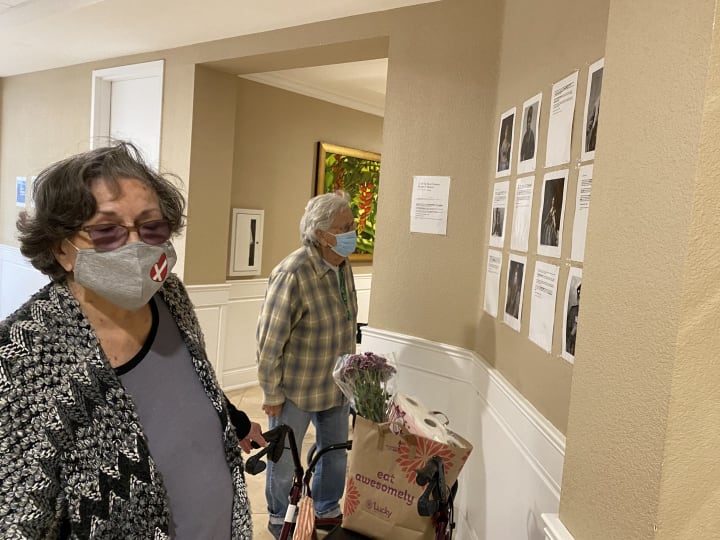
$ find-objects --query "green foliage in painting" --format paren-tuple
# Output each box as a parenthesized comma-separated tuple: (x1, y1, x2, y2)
(324, 152, 380, 255)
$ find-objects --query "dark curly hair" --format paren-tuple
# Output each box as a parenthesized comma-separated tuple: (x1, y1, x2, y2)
(17, 141, 186, 281)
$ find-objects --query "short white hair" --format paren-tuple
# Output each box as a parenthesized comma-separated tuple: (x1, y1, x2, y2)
(299, 191, 351, 246)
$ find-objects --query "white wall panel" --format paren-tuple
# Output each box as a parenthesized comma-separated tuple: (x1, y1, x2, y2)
(223, 279, 267, 389)
(186, 283, 229, 380)
(0, 245, 49, 319)
(355, 273, 372, 324)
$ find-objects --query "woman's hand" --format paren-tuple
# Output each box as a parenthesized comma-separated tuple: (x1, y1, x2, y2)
(238, 421, 267, 453)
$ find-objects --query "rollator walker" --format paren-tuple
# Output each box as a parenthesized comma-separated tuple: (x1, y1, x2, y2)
(246, 423, 458, 540)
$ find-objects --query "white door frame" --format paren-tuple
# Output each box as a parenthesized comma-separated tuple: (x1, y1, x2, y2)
(89, 59, 165, 157)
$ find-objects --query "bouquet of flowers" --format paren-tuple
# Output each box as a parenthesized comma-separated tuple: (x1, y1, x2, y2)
(333, 351, 398, 423)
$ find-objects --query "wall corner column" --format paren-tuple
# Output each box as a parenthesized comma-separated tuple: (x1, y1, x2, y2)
(556, 0, 720, 538)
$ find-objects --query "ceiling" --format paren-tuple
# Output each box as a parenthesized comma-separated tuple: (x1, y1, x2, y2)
(0, 0, 435, 116)
(241, 58, 389, 117)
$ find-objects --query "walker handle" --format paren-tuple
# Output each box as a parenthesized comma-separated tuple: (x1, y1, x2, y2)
(245, 425, 290, 475)
(415, 456, 440, 487)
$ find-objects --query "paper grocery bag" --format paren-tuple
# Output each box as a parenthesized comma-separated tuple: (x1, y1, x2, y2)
(342, 415, 472, 540)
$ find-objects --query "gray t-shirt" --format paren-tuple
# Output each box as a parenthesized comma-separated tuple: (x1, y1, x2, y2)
(116, 297, 233, 539)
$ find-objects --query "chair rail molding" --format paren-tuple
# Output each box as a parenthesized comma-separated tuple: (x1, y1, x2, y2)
(542, 514, 575, 540)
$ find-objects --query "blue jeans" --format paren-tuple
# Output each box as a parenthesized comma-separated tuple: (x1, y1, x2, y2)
(266, 399, 349, 524)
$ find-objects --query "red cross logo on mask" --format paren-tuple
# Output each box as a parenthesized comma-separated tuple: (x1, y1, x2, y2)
(150, 253, 168, 282)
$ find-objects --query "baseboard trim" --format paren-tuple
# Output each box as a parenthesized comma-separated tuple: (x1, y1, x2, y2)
(222, 367, 261, 391)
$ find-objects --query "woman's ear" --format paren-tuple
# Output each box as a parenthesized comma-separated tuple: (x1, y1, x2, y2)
(52, 239, 76, 273)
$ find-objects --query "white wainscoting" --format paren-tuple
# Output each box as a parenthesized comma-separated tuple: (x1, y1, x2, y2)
(0, 245, 50, 319)
(187, 273, 373, 391)
(185, 283, 231, 377)
(360, 327, 566, 540)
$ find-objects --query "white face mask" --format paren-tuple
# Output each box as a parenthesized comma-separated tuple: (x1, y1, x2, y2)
(70, 241, 176, 310)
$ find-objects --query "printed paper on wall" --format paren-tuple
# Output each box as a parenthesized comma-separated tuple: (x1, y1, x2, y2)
(545, 71, 578, 168)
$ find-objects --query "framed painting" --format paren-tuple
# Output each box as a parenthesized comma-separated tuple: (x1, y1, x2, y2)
(316, 142, 381, 262)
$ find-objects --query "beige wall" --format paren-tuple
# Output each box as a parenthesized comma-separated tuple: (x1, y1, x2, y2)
(478, 0, 610, 432)
(0, 66, 93, 245)
(227, 78, 382, 279)
(184, 65, 238, 284)
(0, 54, 197, 273)
(371, 0, 609, 432)
(371, 0, 502, 348)
(559, 0, 720, 538)
(183, 74, 383, 284)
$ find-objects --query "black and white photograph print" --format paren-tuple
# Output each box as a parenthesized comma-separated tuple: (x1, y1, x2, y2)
(537, 170, 568, 258)
(495, 107, 516, 178)
(503, 254, 526, 332)
(491, 207, 505, 238)
(540, 181, 562, 247)
(562, 267, 583, 363)
(518, 93, 542, 174)
(581, 58, 604, 161)
(489, 180, 509, 248)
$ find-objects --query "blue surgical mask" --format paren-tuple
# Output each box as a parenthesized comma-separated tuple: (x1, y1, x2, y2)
(330, 230, 357, 258)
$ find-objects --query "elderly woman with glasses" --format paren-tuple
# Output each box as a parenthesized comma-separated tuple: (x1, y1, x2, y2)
(0, 142, 265, 539)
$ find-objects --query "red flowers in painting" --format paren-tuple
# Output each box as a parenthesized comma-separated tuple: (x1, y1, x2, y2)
(357, 182, 375, 235)
(321, 147, 380, 255)
(331, 157, 345, 192)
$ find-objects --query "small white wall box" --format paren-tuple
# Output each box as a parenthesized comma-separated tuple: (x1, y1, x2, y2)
(229, 209, 264, 276)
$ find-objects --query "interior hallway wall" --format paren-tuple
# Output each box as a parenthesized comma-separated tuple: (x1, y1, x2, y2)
(477, 0, 610, 431)
(0, 57, 196, 276)
(0, 65, 92, 245)
(370, 0, 609, 431)
(182, 72, 383, 286)
(228, 78, 382, 280)
(558, 0, 720, 537)
(184, 65, 238, 285)
(370, 0, 501, 358)
(1, 0, 605, 440)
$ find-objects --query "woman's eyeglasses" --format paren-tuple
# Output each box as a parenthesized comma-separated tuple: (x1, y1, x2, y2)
(80, 220, 171, 252)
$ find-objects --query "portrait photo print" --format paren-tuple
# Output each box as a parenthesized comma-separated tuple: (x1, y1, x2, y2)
(495, 107, 516, 177)
(503, 254, 526, 332)
(537, 169, 569, 258)
(581, 58, 604, 162)
(518, 93, 542, 175)
(562, 267, 583, 363)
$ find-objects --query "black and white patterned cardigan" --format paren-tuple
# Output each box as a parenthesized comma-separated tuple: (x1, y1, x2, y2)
(0, 274, 253, 539)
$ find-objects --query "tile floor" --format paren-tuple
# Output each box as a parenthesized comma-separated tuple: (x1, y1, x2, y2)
(227, 385, 323, 540)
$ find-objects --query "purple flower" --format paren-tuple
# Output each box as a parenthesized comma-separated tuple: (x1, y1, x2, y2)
(334, 352, 397, 423)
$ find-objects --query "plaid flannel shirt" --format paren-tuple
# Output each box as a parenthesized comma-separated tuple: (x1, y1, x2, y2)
(256, 245, 358, 411)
